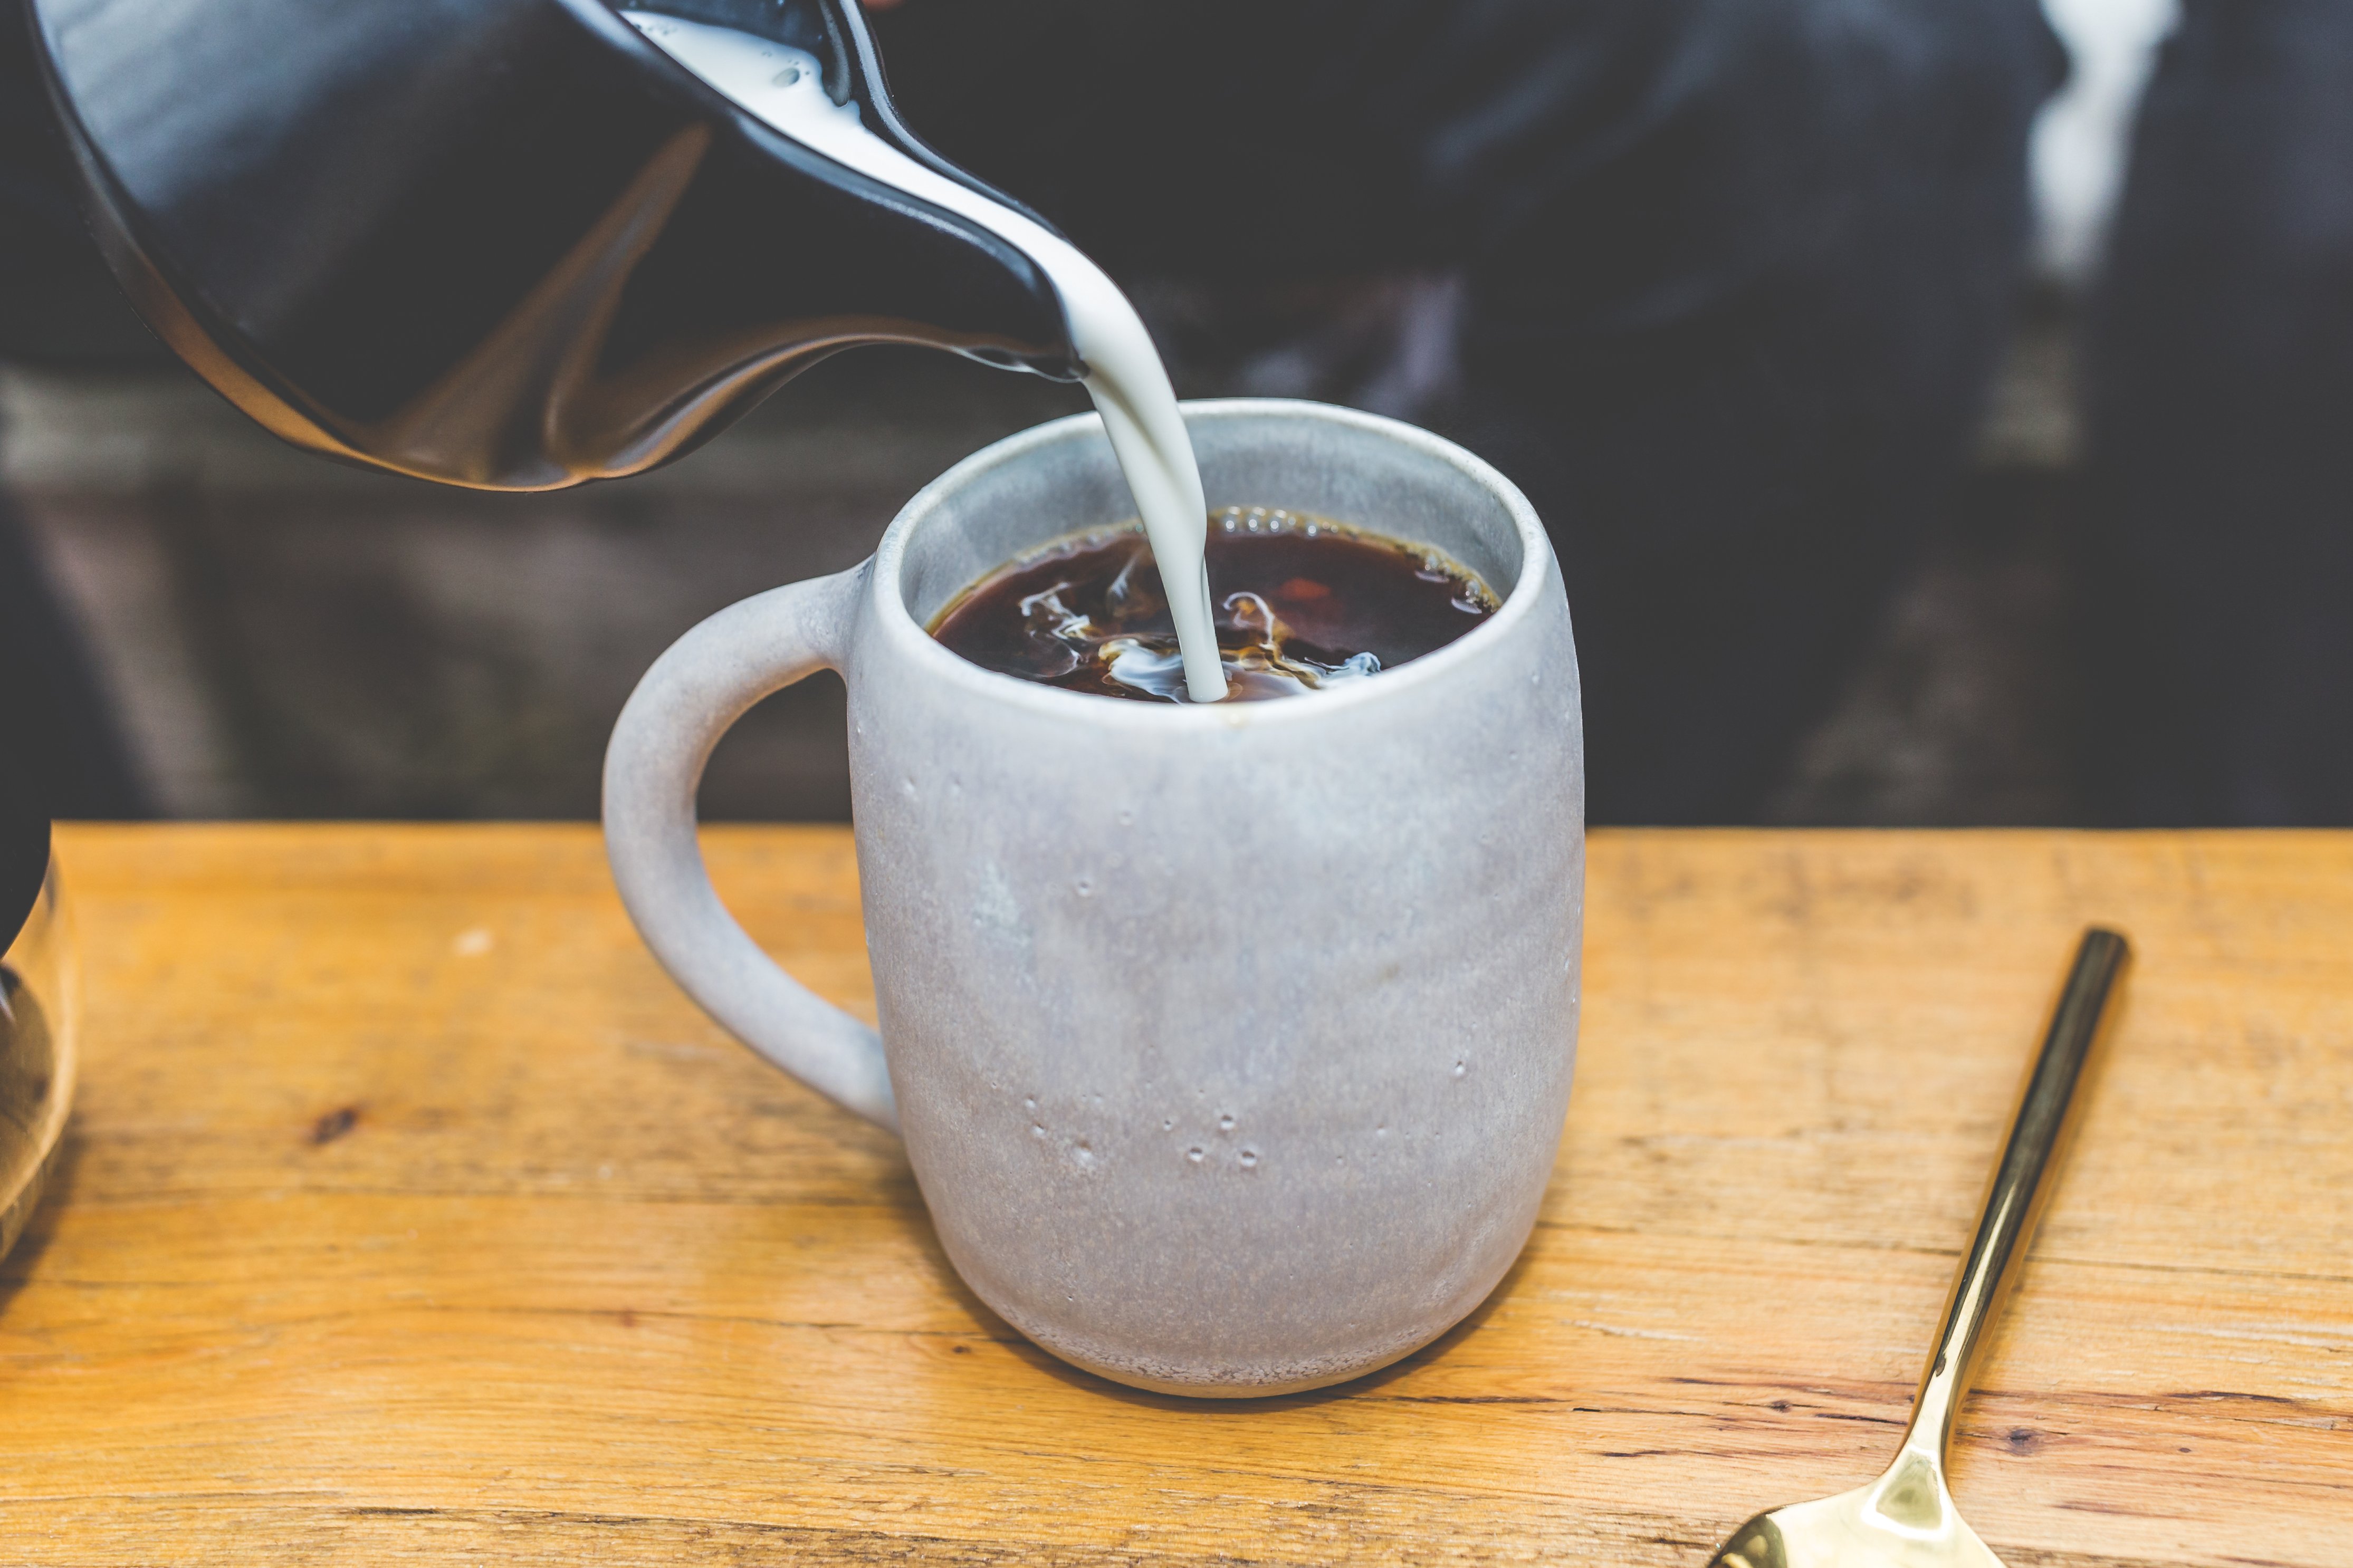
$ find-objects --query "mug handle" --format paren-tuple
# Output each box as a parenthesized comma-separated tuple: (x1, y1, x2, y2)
(602, 565, 897, 1132)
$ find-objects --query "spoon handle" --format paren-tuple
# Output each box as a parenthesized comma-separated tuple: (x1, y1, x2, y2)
(1900, 927, 2130, 1465)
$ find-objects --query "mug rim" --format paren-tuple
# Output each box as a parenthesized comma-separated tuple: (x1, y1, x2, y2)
(867, 397, 1554, 728)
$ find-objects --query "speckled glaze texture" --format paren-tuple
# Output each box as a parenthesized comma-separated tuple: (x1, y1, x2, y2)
(606, 400, 1583, 1397)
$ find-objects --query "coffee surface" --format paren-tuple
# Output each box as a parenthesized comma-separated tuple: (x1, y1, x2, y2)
(930, 508, 1498, 702)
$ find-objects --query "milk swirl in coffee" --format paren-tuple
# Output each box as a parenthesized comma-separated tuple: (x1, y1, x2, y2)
(932, 508, 1499, 702)
(624, 12, 1229, 701)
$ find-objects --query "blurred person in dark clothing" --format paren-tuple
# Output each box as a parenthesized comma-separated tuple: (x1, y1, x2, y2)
(864, 0, 2065, 823)
(3, 0, 2073, 823)
(2082, 0, 2353, 825)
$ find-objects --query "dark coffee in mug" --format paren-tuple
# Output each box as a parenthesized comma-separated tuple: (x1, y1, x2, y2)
(930, 507, 1498, 702)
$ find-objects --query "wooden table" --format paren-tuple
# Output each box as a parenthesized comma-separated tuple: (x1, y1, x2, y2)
(7, 826, 2348, 1565)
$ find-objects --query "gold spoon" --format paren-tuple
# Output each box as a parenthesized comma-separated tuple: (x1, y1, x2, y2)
(1705, 927, 2130, 1568)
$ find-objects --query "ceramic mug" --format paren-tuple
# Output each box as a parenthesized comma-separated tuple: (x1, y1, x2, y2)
(604, 398, 1584, 1396)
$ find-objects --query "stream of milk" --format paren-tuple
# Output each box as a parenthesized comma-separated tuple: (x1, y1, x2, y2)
(622, 12, 1229, 703)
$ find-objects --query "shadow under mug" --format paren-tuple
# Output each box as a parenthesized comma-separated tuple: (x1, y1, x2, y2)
(605, 398, 1585, 1396)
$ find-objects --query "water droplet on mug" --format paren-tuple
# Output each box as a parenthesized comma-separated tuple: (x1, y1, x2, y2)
(772, 63, 802, 86)
(1453, 1060, 1467, 1079)
(1162, 1118, 1174, 1131)
(1218, 1114, 1236, 1132)
(1075, 1142, 1095, 1167)
(1074, 877, 1093, 897)
(1032, 1124, 1046, 1139)
(1186, 1147, 1204, 1163)
(1239, 1149, 1259, 1169)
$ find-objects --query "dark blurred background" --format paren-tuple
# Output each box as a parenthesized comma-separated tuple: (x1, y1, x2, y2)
(0, 293, 2084, 824)
(8, 0, 2344, 826)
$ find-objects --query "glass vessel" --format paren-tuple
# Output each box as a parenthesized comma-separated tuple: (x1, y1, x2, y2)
(0, 855, 74, 1264)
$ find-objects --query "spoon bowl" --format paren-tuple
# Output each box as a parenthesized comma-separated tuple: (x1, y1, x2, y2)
(1709, 1460, 2004, 1568)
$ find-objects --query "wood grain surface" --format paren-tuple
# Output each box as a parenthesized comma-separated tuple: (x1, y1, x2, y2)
(6, 825, 2347, 1565)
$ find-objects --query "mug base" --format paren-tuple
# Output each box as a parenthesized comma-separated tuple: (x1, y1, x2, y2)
(983, 1292, 1473, 1400)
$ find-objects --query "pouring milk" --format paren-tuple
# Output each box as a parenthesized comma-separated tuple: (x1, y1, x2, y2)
(623, 12, 1229, 703)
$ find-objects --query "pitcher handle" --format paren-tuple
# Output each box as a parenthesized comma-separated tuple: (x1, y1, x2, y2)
(602, 565, 895, 1131)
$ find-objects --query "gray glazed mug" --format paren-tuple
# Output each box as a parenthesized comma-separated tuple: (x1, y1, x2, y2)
(604, 399, 1584, 1396)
